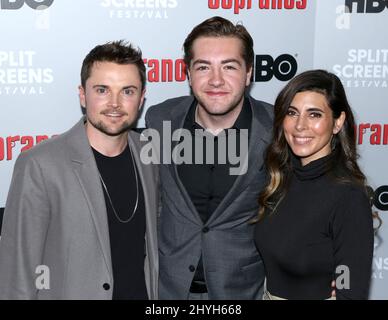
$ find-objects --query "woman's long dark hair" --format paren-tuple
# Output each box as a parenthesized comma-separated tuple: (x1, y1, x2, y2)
(255, 69, 367, 221)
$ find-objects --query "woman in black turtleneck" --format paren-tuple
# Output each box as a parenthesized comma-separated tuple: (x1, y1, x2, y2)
(254, 70, 376, 300)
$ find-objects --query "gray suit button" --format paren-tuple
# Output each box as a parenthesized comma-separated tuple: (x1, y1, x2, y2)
(202, 227, 209, 233)
(189, 265, 195, 272)
(103, 283, 110, 290)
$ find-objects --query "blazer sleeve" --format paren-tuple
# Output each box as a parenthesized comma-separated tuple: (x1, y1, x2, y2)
(331, 186, 374, 300)
(0, 153, 51, 299)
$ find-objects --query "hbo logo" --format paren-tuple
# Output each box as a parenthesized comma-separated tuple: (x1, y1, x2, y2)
(254, 54, 298, 82)
(0, 0, 53, 9)
(345, 0, 388, 13)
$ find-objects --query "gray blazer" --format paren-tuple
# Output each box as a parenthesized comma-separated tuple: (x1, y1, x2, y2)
(146, 95, 273, 299)
(0, 118, 159, 299)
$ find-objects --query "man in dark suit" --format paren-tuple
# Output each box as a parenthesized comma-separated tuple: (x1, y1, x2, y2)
(145, 16, 273, 299)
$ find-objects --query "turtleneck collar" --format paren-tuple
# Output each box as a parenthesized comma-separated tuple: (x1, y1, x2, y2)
(291, 153, 334, 181)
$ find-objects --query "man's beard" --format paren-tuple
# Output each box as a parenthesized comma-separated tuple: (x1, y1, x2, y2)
(87, 116, 132, 137)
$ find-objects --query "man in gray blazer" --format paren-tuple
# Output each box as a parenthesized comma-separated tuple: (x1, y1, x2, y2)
(145, 17, 273, 299)
(0, 41, 159, 299)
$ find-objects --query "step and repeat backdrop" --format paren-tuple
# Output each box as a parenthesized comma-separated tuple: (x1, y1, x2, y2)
(0, 0, 387, 299)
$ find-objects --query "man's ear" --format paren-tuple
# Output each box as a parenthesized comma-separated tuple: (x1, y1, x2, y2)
(246, 65, 253, 87)
(79, 85, 86, 108)
(187, 69, 192, 86)
(139, 88, 146, 110)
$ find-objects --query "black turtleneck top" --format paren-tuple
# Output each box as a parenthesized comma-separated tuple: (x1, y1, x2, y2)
(254, 154, 374, 300)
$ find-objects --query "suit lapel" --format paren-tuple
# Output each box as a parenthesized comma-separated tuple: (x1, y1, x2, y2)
(206, 97, 272, 225)
(127, 131, 158, 299)
(66, 118, 113, 278)
(167, 97, 203, 224)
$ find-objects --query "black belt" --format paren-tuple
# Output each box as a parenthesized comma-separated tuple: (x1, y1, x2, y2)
(189, 281, 208, 294)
